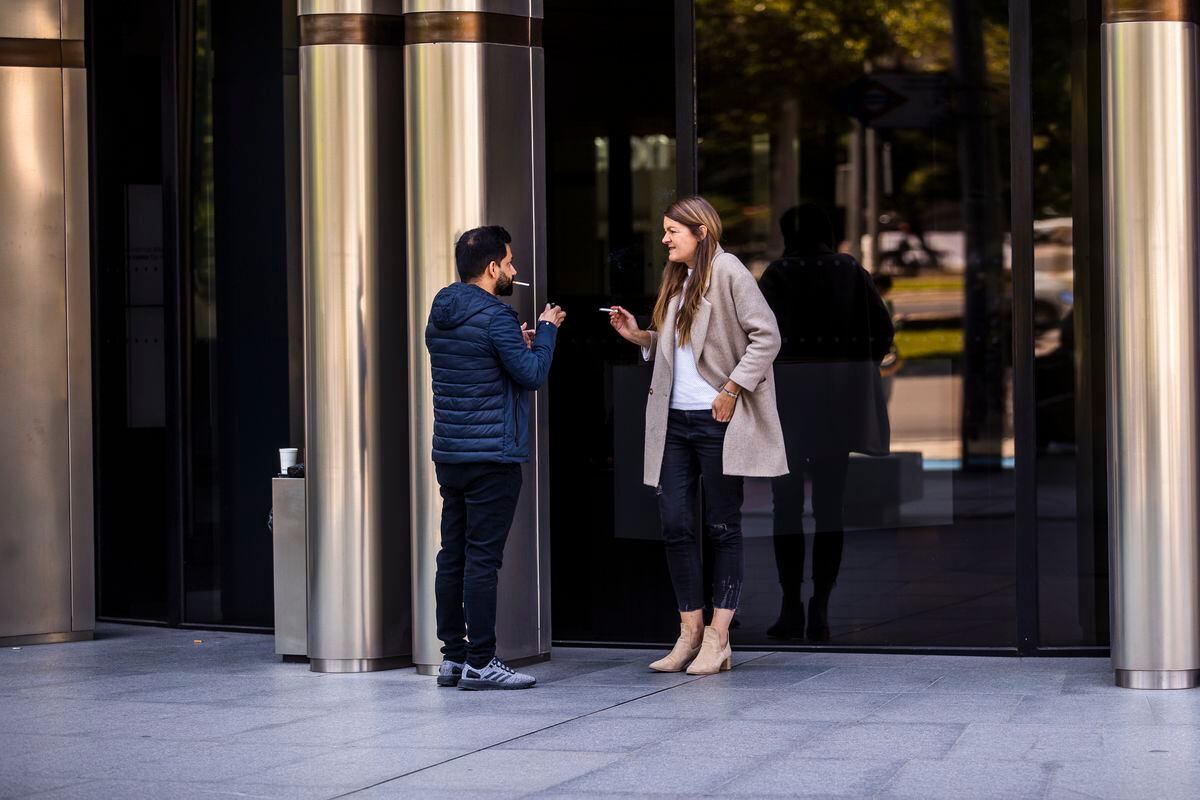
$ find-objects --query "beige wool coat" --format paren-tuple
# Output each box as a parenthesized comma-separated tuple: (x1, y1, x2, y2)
(642, 248, 789, 486)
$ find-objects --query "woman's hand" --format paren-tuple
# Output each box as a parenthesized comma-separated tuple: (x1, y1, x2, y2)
(711, 382, 742, 422)
(608, 306, 651, 348)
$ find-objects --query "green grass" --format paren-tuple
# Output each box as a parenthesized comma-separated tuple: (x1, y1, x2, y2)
(890, 276, 964, 292)
(895, 328, 963, 360)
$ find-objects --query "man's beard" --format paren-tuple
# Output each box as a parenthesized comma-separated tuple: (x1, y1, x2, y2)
(496, 272, 514, 296)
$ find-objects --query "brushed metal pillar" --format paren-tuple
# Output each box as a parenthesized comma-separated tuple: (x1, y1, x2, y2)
(0, 0, 94, 647)
(405, 1, 551, 675)
(299, 0, 412, 673)
(1103, 1, 1200, 689)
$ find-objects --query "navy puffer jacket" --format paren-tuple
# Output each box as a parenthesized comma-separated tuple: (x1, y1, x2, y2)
(425, 282, 557, 463)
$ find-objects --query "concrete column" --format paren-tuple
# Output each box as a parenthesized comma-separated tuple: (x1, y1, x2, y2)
(1102, 0, 1200, 689)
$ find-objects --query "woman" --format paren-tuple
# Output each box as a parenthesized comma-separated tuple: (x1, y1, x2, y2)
(608, 196, 787, 675)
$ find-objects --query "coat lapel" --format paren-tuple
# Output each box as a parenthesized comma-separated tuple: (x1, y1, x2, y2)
(660, 293, 677, 373)
(691, 297, 713, 365)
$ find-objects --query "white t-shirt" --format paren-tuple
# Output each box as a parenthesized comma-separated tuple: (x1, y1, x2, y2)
(642, 269, 719, 411)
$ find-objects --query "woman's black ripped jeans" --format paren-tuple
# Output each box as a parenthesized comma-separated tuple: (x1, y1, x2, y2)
(657, 409, 745, 612)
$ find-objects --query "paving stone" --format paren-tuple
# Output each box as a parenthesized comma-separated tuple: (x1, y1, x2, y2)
(795, 722, 966, 760)
(878, 759, 1052, 799)
(719, 756, 904, 797)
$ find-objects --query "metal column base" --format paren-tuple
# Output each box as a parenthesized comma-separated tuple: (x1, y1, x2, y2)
(0, 631, 93, 647)
(1115, 669, 1200, 690)
(309, 655, 412, 674)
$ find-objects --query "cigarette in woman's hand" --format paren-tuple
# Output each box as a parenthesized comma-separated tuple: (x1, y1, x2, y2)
(599, 307, 615, 312)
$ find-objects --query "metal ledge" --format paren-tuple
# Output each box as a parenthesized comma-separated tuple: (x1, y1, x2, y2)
(1104, 1, 1197, 23)
(0, 630, 94, 647)
(1115, 669, 1200, 689)
(310, 655, 413, 673)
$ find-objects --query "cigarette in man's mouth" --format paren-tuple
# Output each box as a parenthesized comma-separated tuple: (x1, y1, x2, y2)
(513, 280, 530, 287)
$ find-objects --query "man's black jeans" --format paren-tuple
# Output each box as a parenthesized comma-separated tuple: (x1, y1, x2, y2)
(434, 461, 522, 668)
(658, 409, 745, 612)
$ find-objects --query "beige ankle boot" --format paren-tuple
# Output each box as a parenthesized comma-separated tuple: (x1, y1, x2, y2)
(685, 626, 732, 675)
(648, 624, 702, 672)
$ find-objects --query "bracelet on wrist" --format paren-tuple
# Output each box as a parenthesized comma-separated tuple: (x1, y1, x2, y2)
(720, 387, 739, 400)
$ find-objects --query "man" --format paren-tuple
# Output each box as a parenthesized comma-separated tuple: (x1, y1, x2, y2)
(758, 204, 893, 641)
(425, 225, 565, 690)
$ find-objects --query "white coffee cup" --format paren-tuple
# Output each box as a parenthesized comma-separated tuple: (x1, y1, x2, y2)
(279, 448, 299, 475)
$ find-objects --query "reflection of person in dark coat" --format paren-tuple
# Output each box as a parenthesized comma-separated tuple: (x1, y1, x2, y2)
(758, 204, 895, 641)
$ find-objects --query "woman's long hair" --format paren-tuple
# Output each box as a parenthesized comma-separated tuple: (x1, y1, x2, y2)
(652, 196, 723, 347)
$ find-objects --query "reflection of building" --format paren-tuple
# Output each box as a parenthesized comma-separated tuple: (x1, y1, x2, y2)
(1, 1, 1195, 685)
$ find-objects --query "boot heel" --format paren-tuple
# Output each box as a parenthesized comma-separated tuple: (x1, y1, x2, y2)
(721, 655, 732, 671)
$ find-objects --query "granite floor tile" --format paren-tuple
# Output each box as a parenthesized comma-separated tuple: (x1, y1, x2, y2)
(736, 690, 900, 723)
(771, 652, 925, 667)
(134, 704, 329, 741)
(552, 662, 700, 688)
(1011, 693, 1156, 725)
(0, 737, 187, 781)
(878, 759, 1052, 799)
(651, 718, 830, 758)
(0, 774, 91, 800)
(5, 625, 1195, 800)
(226, 709, 423, 747)
(1044, 759, 1200, 800)
(795, 667, 947, 693)
(347, 713, 575, 750)
(696, 664, 832, 689)
(123, 742, 333, 784)
(243, 745, 466, 788)
(494, 714, 693, 752)
(593, 685, 775, 719)
(1148, 692, 1200, 725)
(864, 691, 1025, 723)
(1097, 724, 1200, 761)
(548, 751, 757, 795)
(22, 779, 350, 800)
(926, 668, 1068, 695)
(365, 748, 619, 793)
(719, 755, 904, 797)
(795, 722, 966, 760)
(946, 722, 1106, 762)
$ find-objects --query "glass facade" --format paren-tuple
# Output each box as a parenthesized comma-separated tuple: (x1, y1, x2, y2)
(545, 0, 1105, 651)
(91, 0, 1107, 651)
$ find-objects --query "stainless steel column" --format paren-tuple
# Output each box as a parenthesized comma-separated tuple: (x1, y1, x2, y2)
(1103, 0, 1200, 689)
(299, 0, 412, 673)
(0, 0, 94, 647)
(404, 1, 551, 675)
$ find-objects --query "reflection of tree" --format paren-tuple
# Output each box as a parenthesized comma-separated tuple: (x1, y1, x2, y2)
(696, 0, 1009, 249)
(952, 0, 1008, 466)
(697, 0, 1014, 467)
(1030, 1, 1072, 217)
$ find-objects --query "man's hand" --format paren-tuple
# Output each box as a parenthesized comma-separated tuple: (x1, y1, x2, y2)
(520, 322, 535, 349)
(538, 303, 567, 328)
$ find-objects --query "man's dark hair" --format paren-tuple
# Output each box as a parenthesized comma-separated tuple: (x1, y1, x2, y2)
(455, 225, 512, 282)
(779, 203, 835, 252)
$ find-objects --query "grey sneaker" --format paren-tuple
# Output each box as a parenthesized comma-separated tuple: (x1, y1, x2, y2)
(458, 657, 536, 690)
(437, 659, 464, 687)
